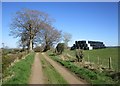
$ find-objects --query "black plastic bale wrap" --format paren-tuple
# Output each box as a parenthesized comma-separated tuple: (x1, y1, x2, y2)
(71, 40, 106, 50)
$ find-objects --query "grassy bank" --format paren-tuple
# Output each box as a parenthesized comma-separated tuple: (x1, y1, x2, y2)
(47, 51, 117, 85)
(2, 53, 35, 84)
(64, 48, 118, 71)
(40, 53, 68, 84)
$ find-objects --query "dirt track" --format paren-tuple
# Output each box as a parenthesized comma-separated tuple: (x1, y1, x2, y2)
(29, 53, 44, 84)
(41, 53, 87, 84)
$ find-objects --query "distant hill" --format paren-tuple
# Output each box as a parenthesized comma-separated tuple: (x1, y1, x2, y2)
(106, 46, 120, 48)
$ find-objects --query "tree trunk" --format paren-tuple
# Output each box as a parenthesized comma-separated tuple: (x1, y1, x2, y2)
(22, 45, 25, 51)
(29, 39, 33, 52)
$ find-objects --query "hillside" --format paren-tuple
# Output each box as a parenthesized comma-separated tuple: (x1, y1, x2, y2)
(64, 48, 119, 71)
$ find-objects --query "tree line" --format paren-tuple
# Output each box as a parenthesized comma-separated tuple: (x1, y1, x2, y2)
(9, 8, 71, 52)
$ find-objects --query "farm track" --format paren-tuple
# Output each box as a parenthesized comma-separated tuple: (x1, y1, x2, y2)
(29, 53, 44, 84)
(41, 52, 88, 85)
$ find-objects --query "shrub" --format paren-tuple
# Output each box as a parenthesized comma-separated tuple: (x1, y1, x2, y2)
(2, 52, 28, 76)
(34, 46, 43, 52)
(17, 53, 23, 59)
(43, 45, 50, 52)
(55, 43, 65, 55)
(49, 53, 56, 56)
(2, 55, 16, 73)
(75, 49, 84, 62)
(12, 49, 20, 54)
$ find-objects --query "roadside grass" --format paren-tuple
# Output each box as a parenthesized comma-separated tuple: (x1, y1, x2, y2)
(40, 53, 68, 85)
(2, 49, 29, 78)
(64, 48, 118, 71)
(2, 53, 35, 84)
(47, 51, 116, 85)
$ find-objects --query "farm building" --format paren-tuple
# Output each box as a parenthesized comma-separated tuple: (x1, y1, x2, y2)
(71, 40, 106, 50)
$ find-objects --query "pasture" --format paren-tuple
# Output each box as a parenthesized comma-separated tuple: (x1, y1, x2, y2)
(63, 48, 119, 71)
(47, 51, 116, 84)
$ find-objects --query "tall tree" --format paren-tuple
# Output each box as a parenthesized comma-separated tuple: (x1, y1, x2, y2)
(2, 43, 5, 49)
(37, 23, 62, 51)
(17, 32, 30, 50)
(63, 32, 72, 48)
(10, 8, 52, 52)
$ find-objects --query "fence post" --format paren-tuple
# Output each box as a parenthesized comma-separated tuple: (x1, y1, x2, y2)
(108, 57, 112, 69)
(88, 54, 89, 62)
(97, 56, 100, 65)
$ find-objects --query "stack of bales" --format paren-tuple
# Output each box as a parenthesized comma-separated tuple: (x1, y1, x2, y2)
(71, 40, 106, 50)
(88, 41, 105, 49)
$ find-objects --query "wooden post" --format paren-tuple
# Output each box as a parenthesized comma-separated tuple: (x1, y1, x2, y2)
(108, 57, 112, 69)
(97, 56, 100, 65)
(88, 54, 89, 62)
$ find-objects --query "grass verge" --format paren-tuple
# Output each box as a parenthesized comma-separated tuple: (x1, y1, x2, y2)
(64, 48, 118, 71)
(2, 53, 35, 84)
(40, 53, 68, 85)
(47, 51, 117, 85)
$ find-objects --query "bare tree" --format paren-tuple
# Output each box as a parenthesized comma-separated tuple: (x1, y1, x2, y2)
(2, 43, 5, 49)
(37, 23, 62, 51)
(17, 32, 30, 50)
(10, 8, 53, 52)
(63, 32, 72, 48)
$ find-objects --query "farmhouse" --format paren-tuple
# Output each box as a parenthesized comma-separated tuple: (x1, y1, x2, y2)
(71, 40, 106, 50)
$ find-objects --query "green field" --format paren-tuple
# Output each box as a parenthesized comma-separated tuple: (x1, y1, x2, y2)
(47, 51, 116, 84)
(64, 48, 119, 71)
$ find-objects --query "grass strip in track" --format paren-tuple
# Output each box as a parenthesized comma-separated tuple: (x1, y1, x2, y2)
(40, 53, 68, 85)
(2, 53, 35, 85)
